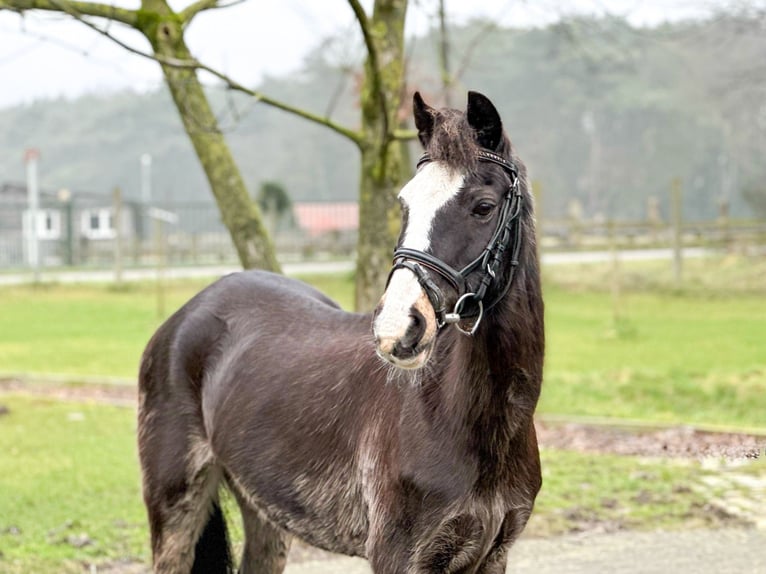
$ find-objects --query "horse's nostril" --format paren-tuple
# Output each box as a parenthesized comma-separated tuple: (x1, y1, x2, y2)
(395, 308, 426, 357)
(392, 341, 416, 360)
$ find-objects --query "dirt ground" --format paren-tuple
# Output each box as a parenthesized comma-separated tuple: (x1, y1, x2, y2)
(2, 377, 764, 573)
(2, 376, 762, 460)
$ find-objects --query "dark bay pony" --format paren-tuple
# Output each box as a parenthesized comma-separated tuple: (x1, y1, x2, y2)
(138, 91, 544, 573)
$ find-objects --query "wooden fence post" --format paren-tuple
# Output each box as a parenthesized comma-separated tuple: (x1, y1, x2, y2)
(608, 219, 621, 326)
(113, 187, 123, 285)
(671, 178, 683, 286)
(718, 197, 731, 251)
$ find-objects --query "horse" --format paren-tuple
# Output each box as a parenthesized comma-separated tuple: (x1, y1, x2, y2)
(137, 90, 544, 574)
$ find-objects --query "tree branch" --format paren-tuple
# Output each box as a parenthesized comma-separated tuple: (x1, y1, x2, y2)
(1, 0, 365, 145)
(393, 128, 418, 141)
(179, 0, 246, 26)
(0, 0, 137, 26)
(453, 17, 499, 83)
(216, 70, 364, 147)
(348, 0, 389, 137)
(180, 0, 218, 24)
(44, 6, 364, 147)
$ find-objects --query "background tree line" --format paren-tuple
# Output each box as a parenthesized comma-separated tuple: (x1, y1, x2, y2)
(3, 12, 764, 223)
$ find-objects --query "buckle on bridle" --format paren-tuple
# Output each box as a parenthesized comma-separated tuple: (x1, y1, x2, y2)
(443, 292, 484, 336)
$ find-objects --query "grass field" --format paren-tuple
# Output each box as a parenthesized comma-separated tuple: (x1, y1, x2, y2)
(0, 258, 763, 427)
(0, 273, 353, 380)
(1, 257, 763, 571)
(0, 395, 146, 573)
(0, 394, 743, 573)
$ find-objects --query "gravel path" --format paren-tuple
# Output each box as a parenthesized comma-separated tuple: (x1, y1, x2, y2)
(93, 528, 765, 573)
(281, 528, 766, 573)
(0, 248, 713, 286)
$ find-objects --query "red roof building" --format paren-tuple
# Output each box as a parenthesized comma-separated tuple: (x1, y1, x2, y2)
(293, 202, 359, 237)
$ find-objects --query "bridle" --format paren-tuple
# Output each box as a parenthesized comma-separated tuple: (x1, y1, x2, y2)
(387, 149, 524, 336)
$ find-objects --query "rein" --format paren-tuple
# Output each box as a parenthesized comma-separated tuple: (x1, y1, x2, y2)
(388, 149, 524, 336)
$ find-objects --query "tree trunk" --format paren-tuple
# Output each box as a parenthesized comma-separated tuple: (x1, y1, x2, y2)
(139, 0, 280, 272)
(355, 0, 409, 311)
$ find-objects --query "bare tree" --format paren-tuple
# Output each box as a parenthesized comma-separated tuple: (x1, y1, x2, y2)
(1, 0, 413, 309)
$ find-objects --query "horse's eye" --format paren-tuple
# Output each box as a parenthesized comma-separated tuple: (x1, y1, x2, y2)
(472, 201, 495, 218)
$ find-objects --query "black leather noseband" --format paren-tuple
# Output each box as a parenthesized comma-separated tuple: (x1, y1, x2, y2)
(387, 150, 524, 335)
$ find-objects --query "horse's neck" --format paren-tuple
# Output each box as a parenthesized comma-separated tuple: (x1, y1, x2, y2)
(438, 279, 543, 439)
(395, 290, 541, 490)
(443, 320, 513, 417)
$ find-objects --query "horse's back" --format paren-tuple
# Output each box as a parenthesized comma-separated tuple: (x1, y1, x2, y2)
(140, 270, 345, 378)
(138, 269, 361, 432)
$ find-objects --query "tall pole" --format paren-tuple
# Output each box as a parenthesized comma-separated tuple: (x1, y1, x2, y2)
(154, 218, 166, 319)
(57, 188, 74, 266)
(25, 149, 41, 282)
(608, 218, 621, 327)
(141, 153, 152, 264)
(532, 180, 543, 256)
(141, 153, 152, 205)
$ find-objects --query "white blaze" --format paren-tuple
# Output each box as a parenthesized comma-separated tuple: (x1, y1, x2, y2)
(400, 162, 465, 251)
(374, 163, 464, 342)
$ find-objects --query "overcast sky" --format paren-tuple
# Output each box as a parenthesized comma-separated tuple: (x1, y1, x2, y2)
(0, 0, 732, 109)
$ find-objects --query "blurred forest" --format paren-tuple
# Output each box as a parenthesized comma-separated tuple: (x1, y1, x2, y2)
(1, 12, 764, 221)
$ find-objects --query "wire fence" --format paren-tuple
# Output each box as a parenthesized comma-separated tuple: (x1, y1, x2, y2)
(0, 198, 358, 270)
(1, 194, 765, 272)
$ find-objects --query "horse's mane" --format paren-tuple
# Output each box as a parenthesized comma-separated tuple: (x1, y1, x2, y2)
(423, 108, 481, 171)
(422, 106, 521, 179)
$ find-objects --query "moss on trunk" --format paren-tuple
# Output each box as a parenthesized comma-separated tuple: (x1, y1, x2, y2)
(355, 0, 409, 311)
(139, 1, 280, 272)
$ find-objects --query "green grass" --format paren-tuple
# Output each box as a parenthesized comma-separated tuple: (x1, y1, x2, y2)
(0, 282, 184, 379)
(0, 258, 764, 428)
(1, 258, 763, 571)
(541, 286, 766, 427)
(0, 395, 147, 573)
(0, 273, 353, 380)
(1, 394, 753, 572)
(545, 253, 766, 296)
(528, 450, 752, 537)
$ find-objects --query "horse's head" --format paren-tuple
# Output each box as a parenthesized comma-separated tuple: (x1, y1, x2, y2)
(373, 91, 526, 369)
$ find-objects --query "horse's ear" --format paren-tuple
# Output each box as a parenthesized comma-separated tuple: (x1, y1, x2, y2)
(413, 92, 435, 147)
(466, 91, 503, 151)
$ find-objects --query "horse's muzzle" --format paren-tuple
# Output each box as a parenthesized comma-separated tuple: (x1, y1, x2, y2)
(373, 279, 438, 370)
(375, 308, 432, 369)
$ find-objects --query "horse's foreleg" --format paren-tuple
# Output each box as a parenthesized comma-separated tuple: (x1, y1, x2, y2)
(235, 494, 292, 574)
(369, 514, 485, 574)
(364, 509, 414, 574)
(475, 508, 531, 574)
(367, 537, 412, 574)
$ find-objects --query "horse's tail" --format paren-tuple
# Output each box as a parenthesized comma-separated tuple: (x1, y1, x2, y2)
(191, 500, 233, 574)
